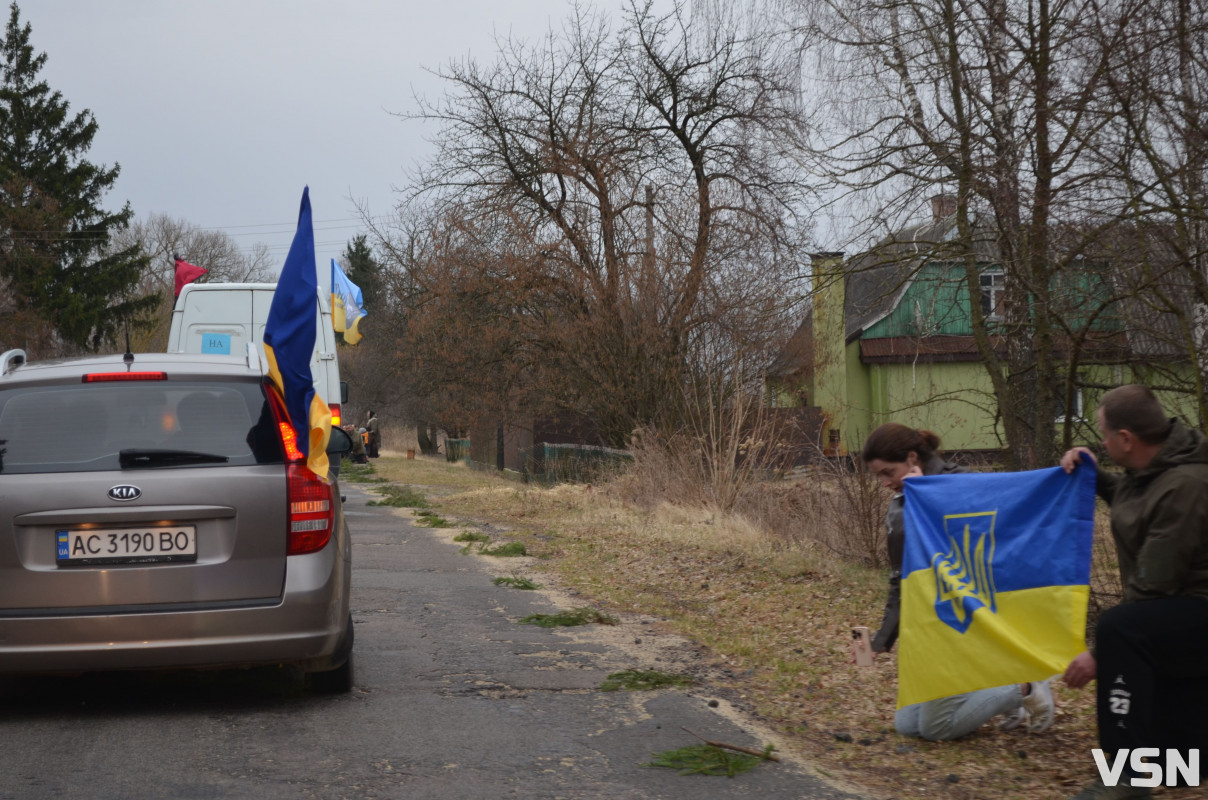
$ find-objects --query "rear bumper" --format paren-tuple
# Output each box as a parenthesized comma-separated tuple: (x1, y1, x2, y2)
(0, 541, 350, 675)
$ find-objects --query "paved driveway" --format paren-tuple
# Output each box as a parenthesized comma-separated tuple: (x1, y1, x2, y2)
(0, 481, 872, 800)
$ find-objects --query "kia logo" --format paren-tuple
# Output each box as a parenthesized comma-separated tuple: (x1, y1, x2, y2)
(108, 485, 142, 502)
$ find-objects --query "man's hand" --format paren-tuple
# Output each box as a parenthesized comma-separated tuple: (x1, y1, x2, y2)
(1060, 447, 1097, 474)
(1064, 651, 1097, 689)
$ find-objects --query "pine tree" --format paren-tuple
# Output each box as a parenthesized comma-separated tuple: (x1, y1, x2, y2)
(342, 234, 382, 313)
(0, 2, 155, 354)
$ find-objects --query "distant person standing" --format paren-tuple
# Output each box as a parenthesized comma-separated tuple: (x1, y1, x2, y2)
(344, 424, 368, 464)
(366, 410, 381, 458)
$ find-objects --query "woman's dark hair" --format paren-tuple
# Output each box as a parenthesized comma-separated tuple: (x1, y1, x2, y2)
(860, 423, 941, 464)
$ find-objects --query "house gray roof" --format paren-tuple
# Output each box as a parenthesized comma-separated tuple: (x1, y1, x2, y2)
(844, 215, 1001, 340)
(1109, 244, 1201, 359)
(769, 216, 1199, 381)
(768, 213, 992, 380)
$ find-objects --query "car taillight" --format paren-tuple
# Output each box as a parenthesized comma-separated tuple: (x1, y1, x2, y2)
(264, 383, 333, 555)
(287, 462, 333, 554)
(329, 402, 341, 427)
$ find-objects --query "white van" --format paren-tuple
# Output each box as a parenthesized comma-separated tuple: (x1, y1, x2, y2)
(166, 283, 349, 425)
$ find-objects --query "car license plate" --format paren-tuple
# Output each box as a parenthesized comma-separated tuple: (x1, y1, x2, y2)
(56, 526, 197, 566)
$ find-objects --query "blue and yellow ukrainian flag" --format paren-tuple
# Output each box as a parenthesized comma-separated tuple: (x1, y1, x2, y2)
(897, 465, 1096, 707)
(263, 187, 332, 481)
(330, 258, 365, 345)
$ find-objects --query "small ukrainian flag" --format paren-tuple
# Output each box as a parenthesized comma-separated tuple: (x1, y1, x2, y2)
(897, 465, 1096, 708)
(331, 258, 365, 345)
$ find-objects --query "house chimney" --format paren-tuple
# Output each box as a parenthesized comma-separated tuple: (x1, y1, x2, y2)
(931, 194, 957, 221)
(809, 252, 847, 456)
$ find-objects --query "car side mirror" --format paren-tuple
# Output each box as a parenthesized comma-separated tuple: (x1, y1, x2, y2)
(340, 381, 349, 404)
(327, 425, 353, 456)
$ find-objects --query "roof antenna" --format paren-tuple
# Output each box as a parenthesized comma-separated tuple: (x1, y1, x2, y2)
(123, 322, 134, 366)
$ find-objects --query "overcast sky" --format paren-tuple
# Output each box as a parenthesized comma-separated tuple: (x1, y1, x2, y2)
(20, 0, 645, 285)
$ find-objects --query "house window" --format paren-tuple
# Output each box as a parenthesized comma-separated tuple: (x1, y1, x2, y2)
(980, 270, 1005, 320)
(1055, 383, 1085, 424)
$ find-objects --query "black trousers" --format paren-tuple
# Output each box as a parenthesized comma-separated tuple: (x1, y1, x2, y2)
(1095, 595, 1208, 760)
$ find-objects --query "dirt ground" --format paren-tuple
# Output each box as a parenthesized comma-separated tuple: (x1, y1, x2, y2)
(350, 455, 1201, 800)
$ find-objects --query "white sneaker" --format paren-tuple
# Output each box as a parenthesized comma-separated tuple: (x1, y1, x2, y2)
(1023, 680, 1055, 733)
(997, 705, 1027, 731)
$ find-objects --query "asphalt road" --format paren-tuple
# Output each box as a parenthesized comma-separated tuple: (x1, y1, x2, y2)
(0, 481, 871, 800)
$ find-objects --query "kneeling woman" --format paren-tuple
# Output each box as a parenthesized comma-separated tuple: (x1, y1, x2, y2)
(860, 423, 1054, 740)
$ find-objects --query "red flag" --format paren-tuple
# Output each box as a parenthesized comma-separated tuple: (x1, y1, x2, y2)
(174, 257, 208, 297)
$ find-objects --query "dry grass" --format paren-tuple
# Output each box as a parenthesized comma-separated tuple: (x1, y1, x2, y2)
(366, 454, 1194, 800)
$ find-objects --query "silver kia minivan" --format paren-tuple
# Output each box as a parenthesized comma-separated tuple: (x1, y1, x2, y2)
(0, 348, 353, 692)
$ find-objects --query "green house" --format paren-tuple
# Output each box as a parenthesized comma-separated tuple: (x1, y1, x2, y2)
(769, 201, 1192, 457)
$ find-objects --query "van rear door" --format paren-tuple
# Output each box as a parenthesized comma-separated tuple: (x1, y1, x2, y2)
(169, 284, 343, 422)
(175, 289, 254, 357)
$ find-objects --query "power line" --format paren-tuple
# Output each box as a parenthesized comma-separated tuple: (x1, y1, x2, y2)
(3, 214, 396, 265)
(5, 217, 381, 239)
(195, 216, 365, 231)
(252, 239, 356, 256)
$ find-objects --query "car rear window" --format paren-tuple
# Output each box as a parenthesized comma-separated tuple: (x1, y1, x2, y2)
(0, 380, 284, 474)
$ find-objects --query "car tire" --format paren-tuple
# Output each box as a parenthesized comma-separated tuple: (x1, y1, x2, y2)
(308, 614, 354, 694)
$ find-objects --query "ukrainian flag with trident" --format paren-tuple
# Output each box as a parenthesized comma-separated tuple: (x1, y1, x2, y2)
(262, 186, 332, 481)
(897, 465, 1096, 708)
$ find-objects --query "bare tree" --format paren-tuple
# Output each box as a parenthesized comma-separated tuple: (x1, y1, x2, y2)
(392, 0, 814, 445)
(1089, 0, 1208, 427)
(805, 0, 1145, 467)
(109, 214, 275, 351)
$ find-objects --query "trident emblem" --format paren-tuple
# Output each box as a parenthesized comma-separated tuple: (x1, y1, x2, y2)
(931, 512, 998, 634)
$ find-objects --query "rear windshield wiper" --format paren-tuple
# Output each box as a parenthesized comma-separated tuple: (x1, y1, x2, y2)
(119, 449, 230, 468)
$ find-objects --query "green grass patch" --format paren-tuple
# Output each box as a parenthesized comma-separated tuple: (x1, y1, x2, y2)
(413, 509, 454, 528)
(366, 486, 430, 508)
(519, 606, 616, 627)
(454, 530, 492, 554)
(644, 744, 772, 777)
(340, 463, 388, 483)
(454, 531, 490, 543)
(480, 541, 527, 557)
(492, 575, 541, 590)
(600, 669, 696, 692)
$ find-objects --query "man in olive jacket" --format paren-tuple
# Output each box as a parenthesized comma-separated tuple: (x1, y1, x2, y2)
(1060, 384, 1208, 799)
